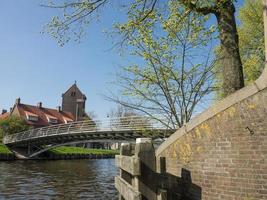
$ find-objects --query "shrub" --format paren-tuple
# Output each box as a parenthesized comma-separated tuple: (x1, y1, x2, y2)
(0, 116, 30, 141)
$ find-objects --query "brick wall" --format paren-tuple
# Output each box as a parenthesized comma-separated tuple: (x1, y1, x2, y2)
(156, 71, 267, 199)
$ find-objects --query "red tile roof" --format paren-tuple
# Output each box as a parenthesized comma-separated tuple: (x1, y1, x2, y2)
(15, 103, 75, 128)
(24, 111, 38, 117)
(0, 112, 9, 120)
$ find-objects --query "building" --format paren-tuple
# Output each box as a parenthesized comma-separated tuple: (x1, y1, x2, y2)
(0, 83, 88, 128)
(62, 82, 87, 121)
(0, 83, 115, 149)
(6, 98, 74, 128)
(0, 110, 9, 120)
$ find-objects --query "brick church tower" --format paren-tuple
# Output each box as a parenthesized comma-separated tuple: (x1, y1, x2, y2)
(62, 82, 87, 121)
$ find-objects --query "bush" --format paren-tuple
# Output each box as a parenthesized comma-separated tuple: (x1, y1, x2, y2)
(0, 116, 30, 141)
(0, 144, 12, 154)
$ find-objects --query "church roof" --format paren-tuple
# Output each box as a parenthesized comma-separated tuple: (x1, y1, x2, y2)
(62, 83, 86, 99)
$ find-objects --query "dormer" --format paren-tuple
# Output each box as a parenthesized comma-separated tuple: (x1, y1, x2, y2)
(45, 114, 58, 124)
(63, 116, 74, 124)
(25, 111, 38, 122)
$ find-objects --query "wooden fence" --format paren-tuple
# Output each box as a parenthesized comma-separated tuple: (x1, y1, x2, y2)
(115, 138, 167, 200)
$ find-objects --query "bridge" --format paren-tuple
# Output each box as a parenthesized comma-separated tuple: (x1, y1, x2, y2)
(3, 115, 175, 158)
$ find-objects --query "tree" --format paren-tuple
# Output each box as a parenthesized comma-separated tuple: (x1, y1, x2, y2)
(105, 4, 215, 129)
(85, 111, 98, 128)
(239, 0, 264, 84)
(0, 116, 30, 141)
(214, 0, 264, 99)
(43, 0, 245, 96)
(87, 111, 98, 121)
(108, 105, 151, 130)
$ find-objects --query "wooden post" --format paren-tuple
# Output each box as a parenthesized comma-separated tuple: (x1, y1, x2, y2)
(157, 189, 167, 200)
(115, 138, 157, 200)
(157, 157, 167, 200)
(159, 157, 166, 174)
(134, 138, 157, 200)
(119, 143, 131, 200)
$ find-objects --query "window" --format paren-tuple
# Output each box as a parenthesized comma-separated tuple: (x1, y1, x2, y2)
(71, 92, 76, 97)
(27, 115, 38, 121)
(25, 112, 38, 121)
(46, 115, 58, 124)
(47, 117, 58, 124)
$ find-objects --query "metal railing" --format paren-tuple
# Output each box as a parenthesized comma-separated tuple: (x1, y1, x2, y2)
(3, 115, 175, 145)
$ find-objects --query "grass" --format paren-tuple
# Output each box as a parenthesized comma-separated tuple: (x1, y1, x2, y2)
(49, 146, 119, 155)
(0, 144, 13, 154)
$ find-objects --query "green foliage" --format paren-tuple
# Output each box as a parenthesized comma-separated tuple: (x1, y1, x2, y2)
(0, 116, 30, 140)
(214, 0, 264, 99)
(44, 0, 246, 102)
(43, 0, 108, 46)
(110, 2, 216, 128)
(0, 144, 12, 154)
(43, 0, 220, 47)
(49, 146, 118, 155)
(239, 0, 264, 84)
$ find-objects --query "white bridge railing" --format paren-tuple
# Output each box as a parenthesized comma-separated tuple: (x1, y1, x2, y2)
(3, 115, 176, 145)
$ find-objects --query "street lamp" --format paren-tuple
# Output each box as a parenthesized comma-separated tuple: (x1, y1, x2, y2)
(76, 99, 85, 121)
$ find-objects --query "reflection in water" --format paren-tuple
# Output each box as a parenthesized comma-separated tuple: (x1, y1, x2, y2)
(0, 159, 118, 200)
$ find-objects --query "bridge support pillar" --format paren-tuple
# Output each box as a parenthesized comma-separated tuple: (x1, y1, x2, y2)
(27, 143, 31, 155)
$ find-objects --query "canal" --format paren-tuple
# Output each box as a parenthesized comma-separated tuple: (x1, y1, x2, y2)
(0, 159, 118, 200)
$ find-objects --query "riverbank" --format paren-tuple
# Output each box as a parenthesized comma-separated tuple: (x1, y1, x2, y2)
(47, 146, 119, 160)
(0, 144, 119, 160)
(0, 144, 15, 160)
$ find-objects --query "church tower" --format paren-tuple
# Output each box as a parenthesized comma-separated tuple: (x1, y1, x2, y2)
(62, 82, 87, 121)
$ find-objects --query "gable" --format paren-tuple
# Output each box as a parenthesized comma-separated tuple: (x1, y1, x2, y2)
(62, 84, 86, 99)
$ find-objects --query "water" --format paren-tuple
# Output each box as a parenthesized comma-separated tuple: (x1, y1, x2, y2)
(0, 159, 118, 200)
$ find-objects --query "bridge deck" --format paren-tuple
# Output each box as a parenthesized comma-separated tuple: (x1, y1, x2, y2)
(3, 116, 175, 147)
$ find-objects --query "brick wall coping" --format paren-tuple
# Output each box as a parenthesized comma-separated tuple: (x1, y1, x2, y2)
(156, 66, 267, 157)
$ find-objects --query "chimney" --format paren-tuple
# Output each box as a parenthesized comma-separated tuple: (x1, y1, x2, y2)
(15, 98, 21, 105)
(37, 102, 42, 108)
(1, 109, 7, 115)
(57, 106, 61, 112)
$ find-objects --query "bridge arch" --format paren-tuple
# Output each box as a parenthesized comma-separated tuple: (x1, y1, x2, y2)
(3, 116, 174, 159)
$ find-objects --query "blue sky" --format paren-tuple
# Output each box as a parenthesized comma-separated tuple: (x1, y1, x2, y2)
(0, 0, 128, 119)
(0, 0, 244, 119)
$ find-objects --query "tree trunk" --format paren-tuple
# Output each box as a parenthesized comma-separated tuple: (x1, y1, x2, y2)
(215, 1, 244, 96)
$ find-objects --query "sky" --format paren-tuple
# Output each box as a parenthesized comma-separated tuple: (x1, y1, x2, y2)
(0, 0, 129, 119)
(0, 0, 245, 120)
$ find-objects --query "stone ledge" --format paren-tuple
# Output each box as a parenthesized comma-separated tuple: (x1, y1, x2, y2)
(156, 66, 267, 157)
(115, 155, 140, 176)
(255, 67, 267, 90)
(115, 176, 142, 200)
